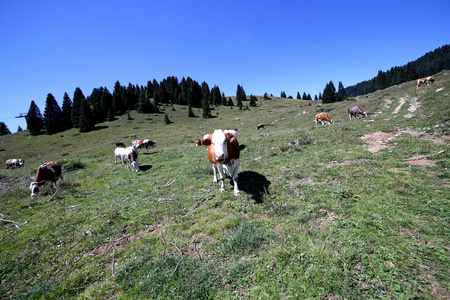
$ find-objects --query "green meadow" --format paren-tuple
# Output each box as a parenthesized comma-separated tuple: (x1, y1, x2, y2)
(1, 72, 449, 299)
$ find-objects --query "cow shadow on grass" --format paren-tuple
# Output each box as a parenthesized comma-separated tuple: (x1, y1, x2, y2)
(139, 165, 153, 172)
(238, 171, 270, 204)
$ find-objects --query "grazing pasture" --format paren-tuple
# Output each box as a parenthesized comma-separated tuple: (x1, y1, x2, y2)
(0, 72, 449, 299)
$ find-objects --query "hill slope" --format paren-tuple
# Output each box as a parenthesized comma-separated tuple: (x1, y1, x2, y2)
(1, 72, 449, 299)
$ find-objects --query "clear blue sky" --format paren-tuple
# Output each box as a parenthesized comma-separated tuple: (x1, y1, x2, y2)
(1, 0, 449, 132)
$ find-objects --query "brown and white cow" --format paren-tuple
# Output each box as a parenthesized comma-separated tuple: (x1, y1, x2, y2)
(348, 106, 367, 120)
(200, 129, 240, 195)
(315, 113, 333, 126)
(256, 123, 265, 130)
(29, 162, 64, 197)
(5, 159, 25, 170)
(131, 139, 157, 153)
(416, 76, 436, 88)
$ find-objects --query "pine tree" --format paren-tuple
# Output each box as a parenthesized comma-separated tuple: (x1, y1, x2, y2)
(72, 87, 86, 128)
(280, 91, 286, 98)
(137, 89, 153, 113)
(112, 81, 125, 115)
(336, 81, 347, 102)
(201, 82, 211, 118)
(61, 92, 73, 130)
(211, 85, 222, 106)
(26, 100, 44, 135)
(18, 126, 23, 132)
(227, 97, 234, 106)
(296, 92, 301, 99)
(79, 99, 94, 132)
(322, 81, 337, 104)
(44, 93, 64, 135)
(249, 95, 257, 107)
(236, 85, 245, 109)
(164, 113, 171, 124)
(302, 92, 307, 100)
(0, 122, 11, 135)
(188, 104, 195, 117)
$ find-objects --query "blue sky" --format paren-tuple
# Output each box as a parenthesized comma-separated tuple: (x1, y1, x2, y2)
(1, 0, 449, 132)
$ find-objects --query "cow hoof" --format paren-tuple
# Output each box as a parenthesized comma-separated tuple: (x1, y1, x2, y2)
(220, 188, 225, 193)
(234, 191, 240, 196)
(213, 180, 218, 184)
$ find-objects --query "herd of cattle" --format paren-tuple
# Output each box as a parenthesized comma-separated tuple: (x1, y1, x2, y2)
(3, 76, 437, 197)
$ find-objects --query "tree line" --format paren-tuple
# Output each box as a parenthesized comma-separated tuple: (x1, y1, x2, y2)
(345, 44, 450, 96)
(21, 77, 252, 136)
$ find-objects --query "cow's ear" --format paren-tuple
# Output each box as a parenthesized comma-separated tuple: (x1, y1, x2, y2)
(226, 133, 236, 143)
(201, 135, 212, 146)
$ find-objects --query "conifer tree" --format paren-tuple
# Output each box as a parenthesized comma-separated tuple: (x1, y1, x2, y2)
(322, 81, 337, 104)
(201, 82, 211, 118)
(18, 126, 23, 132)
(280, 91, 286, 98)
(211, 85, 222, 106)
(26, 100, 44, 135)
(112, 81, 125, 115)
(72, 87, 86, 128)
(164, 113, 171, 124)
(302, 92, 307, 100)
(61, 92, 73, 130)
(79, 99, 94, 132)
(188, 104, 195, 117)
(236, 85, 245, 109)
(296, 92, 301, 99)
(44, 93, 64, 135)
(249, 95, 257, 107)
(336, 81, 347, 102)
(0, 122, 11, 135)
(227, 97, 234, 106)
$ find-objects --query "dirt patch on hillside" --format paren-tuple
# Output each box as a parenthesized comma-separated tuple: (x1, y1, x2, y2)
(0, 175, 30, 193)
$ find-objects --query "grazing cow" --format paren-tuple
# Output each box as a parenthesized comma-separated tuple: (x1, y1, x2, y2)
(5, 159, 25, 170)
(200, 129, 240, 195)
(29, 162, 63, 197)
(315, 113, 333, 126)
(256, 123, 265, 130)
(125, 146, 139, 172)
(130, 134, 136, 138)
(131, 139, 157, 153)
(115, 142, 126, 148)
(416, 76, 436, 88)
(114, 147, 127, 164)
(348, 106, 367, 120)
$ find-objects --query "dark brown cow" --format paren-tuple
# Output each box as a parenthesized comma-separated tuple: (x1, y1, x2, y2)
(348, 106, 367, 120)
(256, 123, 265, 130)
(29, 162, 63, 197)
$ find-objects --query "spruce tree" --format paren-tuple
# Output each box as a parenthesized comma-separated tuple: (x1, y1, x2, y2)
(322, 81, 337, 104)
(336, 81, 347, 102)
(296, 92, 301, 99)
(26, 100, 44, 135)
(164, 113, 171, 124)
(18, 126, 23, 132)
(280, 91, 286, 98)
(61, 92, 73, 130)
(44, 93, 64, 135)
(0, 122, 11, 135)
(72, 87, 86, 128)
(79, 99, 94, 132)
(236, 85, 245, 109)
(201, 82, 211, 118)
(249, 95, 257, 107)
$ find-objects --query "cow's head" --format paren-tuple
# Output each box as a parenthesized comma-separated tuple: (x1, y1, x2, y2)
(18, 159, 25, 167)
(131, 161, 139, 172)
(29, 182, 42, 197)
(202, 130, 235, 163)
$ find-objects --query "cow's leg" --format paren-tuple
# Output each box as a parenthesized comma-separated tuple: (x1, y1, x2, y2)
(226, 161, 240, 195)
(216, 164, 226, 193)
(212, 163, 218, 183)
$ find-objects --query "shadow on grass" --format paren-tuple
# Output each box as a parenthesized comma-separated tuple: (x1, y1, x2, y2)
(238, 171, 270, 203)
(139, 165, 153, 172)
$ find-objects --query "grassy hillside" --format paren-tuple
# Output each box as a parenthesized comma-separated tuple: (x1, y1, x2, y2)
(1, 71, 449, 299)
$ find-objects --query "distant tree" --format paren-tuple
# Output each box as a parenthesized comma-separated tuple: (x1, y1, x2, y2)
(236, 84, 245, 109)
(188, 104, 195, 117)
(79, 99, 94, 132)
(107, 108, 115, 121)
(336, 81, 347, 102)
(26, 100, 44, 135)
(164, 113, 171, 124)
(280, 91, 286, 98)
(201, 82, 211, 118)
(0, 122, 11, 135)
(227, 97, 234, 106)
(61, 92, 73, 130)
(314, 95, 318, 100)
(322, 81, 336, 104)
(112, 81, 125, 115)
(296, 92, 301, 99)
(72, 87, 86, 128)
(263, 93, 270, 100)
(18, 126, 23, 132)
(302, 92, 307, 100)
(137, 88, 153, 113)
(249, 95, 257, 107)
(44, 93, 64, 135)
(211, 85, 222, 106)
